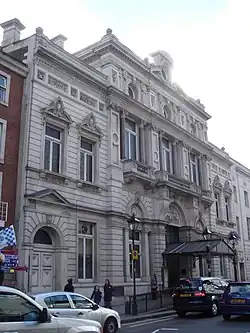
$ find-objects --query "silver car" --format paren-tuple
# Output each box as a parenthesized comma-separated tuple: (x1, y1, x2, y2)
(0, 286, 103, 333)
(32, 291, 121, 333)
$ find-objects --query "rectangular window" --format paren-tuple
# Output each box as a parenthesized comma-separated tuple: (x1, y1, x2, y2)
(78, 222, 94, 280)
(233, 186, 238, 203)
(247, 218, 250, 240)
(225, 197, 230, 221)
(80, 137, 94, 183)
(162, 138, 172, 173)
(0, 119, 7, 163)
(129, 230, 141, 279)
(125, 118, 137, 160)
(244, 191, 249, 207)
(44, 124, 62, 173)
(190, 153, 199, 185)
(215, 193, 220, 219)
(0, 74, 7, 104)
(236, 216, 240, 236)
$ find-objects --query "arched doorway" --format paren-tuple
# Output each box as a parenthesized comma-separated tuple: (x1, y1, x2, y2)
(31, 227, 56, 292)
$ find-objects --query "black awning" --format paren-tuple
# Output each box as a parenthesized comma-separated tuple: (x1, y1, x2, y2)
(163, 238, 235, 256)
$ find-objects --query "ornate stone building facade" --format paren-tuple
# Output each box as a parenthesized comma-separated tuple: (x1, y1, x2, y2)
(0, 19, 242, 295)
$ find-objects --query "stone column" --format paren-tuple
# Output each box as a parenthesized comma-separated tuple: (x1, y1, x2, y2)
(120, 111, 126, 159)
(141, 227, 150, 282)
(158, 130, 164, 171)
(123, 227, 130, 282)
(175, 141, 184, 178)
(139, 121, 145, 163)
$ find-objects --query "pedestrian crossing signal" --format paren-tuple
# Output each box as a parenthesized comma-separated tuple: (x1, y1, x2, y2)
(132, 250, 138, 260)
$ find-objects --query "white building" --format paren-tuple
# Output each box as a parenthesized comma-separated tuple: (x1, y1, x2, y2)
(1, 19, 239, 295)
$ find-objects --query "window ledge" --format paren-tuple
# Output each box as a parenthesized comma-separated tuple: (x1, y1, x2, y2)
(40, 170, 69, 185)
(0, 100, 8, 107)
(77, 180, 102, 193)
(216, 218, 235, 228)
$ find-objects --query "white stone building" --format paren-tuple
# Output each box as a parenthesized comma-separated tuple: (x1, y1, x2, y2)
(1, 19, 238, 295)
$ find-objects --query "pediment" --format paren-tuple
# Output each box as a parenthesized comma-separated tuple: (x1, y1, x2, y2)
(26, 188, 71, 205)
(76, 112, 103, 138)
(41, 97, 73, 125)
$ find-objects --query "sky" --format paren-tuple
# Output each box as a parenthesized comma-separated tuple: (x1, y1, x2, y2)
(1, 0, 250, 167)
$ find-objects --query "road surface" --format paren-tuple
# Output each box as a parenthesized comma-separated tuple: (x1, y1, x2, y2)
(121, 313, 250, 333)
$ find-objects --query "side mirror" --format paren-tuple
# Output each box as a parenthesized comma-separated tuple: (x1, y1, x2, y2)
(38, 308, 50, 323)
(92, 304, 99, 311)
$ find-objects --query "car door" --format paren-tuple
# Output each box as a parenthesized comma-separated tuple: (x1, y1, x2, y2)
(68, 294, 102, 324)
(46, 294, 74, 318)
(0, 291, 58, 333)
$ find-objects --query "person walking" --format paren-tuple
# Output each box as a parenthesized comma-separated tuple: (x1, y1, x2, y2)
(103, 279, 113, 309)
(91, 285, 102, 305)
(64, 278, 74, 292)
(151, 274, 158, 300)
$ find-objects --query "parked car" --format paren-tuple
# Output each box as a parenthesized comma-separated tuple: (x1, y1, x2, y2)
(0, 286, 102, 333)
(220, 281, 250, 320)
(31, 291, 121, 333)
(172, 277, 227, 317)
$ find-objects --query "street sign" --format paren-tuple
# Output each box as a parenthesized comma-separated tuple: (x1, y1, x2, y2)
(132, 249, 138, 260)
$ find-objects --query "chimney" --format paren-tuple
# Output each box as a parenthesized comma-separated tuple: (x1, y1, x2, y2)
(51, 34, 67, 49)
(0, 18, 25, 46)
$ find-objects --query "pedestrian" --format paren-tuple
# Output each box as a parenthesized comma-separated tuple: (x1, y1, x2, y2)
(0, 253, 5, 286)
(91, 285, 102, 305)
(104, 279, 113, 309)
(64, 278, 74, 292)
(151, 274, 158, 300)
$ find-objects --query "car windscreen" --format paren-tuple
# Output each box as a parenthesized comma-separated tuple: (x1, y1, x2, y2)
(175, 279, 202, 291)
(228, 284, 250, 294)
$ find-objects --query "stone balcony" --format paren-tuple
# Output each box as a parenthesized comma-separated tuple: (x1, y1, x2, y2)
(216, 218, 235, 229)
(122, 159, 155, 187)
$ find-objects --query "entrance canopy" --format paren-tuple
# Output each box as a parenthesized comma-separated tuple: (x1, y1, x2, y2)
(163, 238, 235, 257)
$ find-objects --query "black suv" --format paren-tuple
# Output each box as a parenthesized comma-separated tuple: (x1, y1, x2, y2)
(172, 277, 228, 317)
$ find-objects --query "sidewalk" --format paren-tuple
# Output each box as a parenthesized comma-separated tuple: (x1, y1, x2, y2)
(121, 308, 176, 324)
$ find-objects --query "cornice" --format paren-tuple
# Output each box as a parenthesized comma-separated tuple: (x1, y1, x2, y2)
(0, 50, 28, 77)
(76, 39, 211, 120)
(209, 143, 233, 167)
(35, 47, 108, 94)
(235, 166, 250, 179)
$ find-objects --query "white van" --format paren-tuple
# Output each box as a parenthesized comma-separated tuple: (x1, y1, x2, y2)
(0, 286, 102, 333)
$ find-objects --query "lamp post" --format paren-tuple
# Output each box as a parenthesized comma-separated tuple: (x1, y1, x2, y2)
(127, 213, 140, 316)
(203, 227, 212, 277)
(228, 231, 239, 281)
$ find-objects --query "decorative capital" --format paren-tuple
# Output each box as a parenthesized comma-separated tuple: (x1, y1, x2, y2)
(41, 97, 73, 125)
(76, 113, 103, 138)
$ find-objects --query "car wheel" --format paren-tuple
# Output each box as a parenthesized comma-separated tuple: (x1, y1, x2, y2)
(223, 314, 231, 321)
(177, 311, 186, 318)
(210, 302, 218, 317)
(104, 317, 118, 333)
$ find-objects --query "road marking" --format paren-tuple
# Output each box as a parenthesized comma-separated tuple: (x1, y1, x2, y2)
(152, 329, 179, 333)
(128, 315, 176, 328)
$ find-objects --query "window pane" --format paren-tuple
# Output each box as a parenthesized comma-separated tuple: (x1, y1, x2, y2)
(50, 295, 71, 308)
(78, 238, 84, 279)
(163, 149, 171, 172)
(0, 88, 6, 102)
(0, 292, 39, 322)
(52, 142, 60, 173)
(192, 164, 197, 183)
(78, 222, 93, 235)
(125, 119, 136, 132)
(0, 75, 7, 88)
(162, 138, 170, 149)
(130, 133, 136, 160)
(86, 154, 93, 182)
(44, 139, 51, 170)
(46, 125, 61, 140)
(0, 123, 3, 153)
(85, 238, 93, 279)
(80, 152, 85, 180)
(81, 138, 93, 152)
(70, 295, 92, 309)
(125, 131, 129, 159)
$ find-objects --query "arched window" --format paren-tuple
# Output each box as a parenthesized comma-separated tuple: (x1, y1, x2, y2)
(190, 124, 196, 136)
(34, 229, 52, 245)
(128, 86, 134, 98)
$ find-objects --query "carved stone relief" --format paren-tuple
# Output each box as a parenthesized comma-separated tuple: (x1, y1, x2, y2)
(224, 180, 232, 195)
(213, 175, 222, 192)
(76, 113, 103, 138)
(41, 97, 73, 125)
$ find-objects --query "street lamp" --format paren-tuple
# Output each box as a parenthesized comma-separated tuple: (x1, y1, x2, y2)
(127, 213, 140, 316)
(203, 227, 212, 277)
(228, 231, 239, 281)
